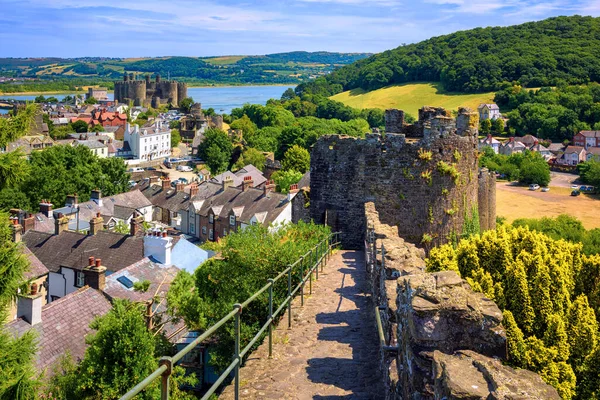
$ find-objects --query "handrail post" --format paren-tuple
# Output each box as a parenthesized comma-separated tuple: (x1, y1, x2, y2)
(315, 246, 319, 280)
(234, 303, 242, 400)
(320, 241, 325, 273)
(287, 267, 292, 329)
(300, 256, 305, 307)
(159, 356, 172, 400)
(309, 249, 313, 295)
(268, 279, 274, 359)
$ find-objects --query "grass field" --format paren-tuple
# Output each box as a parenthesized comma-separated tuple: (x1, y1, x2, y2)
(203, 56, 246, 65)
(330, 82, 495, 116)
(496, 183, 600, 229)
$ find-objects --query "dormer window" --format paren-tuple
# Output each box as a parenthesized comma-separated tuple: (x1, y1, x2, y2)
(230, 215, 235, 226)
(75, 271, 85, 287)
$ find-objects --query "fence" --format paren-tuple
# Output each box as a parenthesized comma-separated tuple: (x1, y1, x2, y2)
(119, 231, 341, 400)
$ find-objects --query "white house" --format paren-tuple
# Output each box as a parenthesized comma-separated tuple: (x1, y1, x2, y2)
(477, 103, 501, 120)
(479, 134, 501, 154)
(123, 121, 171, 161)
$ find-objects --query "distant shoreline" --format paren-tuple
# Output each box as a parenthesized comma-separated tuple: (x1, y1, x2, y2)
(0, 83, 297, 97)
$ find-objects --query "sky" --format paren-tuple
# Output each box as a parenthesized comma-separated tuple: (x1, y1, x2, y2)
(1, 0, 599, 57)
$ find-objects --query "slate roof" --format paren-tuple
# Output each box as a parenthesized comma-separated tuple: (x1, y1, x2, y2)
(297, 172, 310, 190)
(170, 238, 214, 273)
(104, 257, 179, 303)
(515, 134, 538, 147)
(198, 186, 291, 226)
(578, 130, 600, 138)
(565, 145, 585, 154)
(22, 230, 145, 273)
(5, 286, 112, 373)
(478, 103, 500, 110)
(210, 165, 267, 188)
(21, 245, 49, 280)
(139, 183, 191, 212)
(74, 190, 152, 223)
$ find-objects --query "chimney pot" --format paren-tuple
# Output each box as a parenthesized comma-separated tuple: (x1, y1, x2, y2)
(89, 256, 95, 266)
(95, 259, 101, 269)
(162, 231, 167, 238)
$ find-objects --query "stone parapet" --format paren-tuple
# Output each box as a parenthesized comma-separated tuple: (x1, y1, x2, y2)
(365, 203, 559, 399)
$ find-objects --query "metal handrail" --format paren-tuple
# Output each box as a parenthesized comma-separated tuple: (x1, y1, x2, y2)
(119, 231, 341, 400)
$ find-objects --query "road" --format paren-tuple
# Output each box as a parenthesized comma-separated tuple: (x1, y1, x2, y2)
(549, 171, 581, 188)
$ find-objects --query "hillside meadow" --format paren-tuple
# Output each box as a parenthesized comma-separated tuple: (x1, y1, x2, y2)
(330, 82, 495, 116)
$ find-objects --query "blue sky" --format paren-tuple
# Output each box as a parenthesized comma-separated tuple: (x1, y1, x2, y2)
(1, 0, 599, 57)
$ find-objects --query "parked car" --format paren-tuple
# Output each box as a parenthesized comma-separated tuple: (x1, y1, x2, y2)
(128, 167, 144, 173)
(528, 184, 540, 191)
(541, 187, 550, 192)
(177, 165, 193, 172)
(146, 167, 156, 171)
(179, 177, 189, 184)
(571, 184, 579, 189)
(128, 180, 136, 188)
(571, 190, 581, 196)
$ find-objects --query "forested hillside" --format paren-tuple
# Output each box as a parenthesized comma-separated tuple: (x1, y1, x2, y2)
(297, 15, 600, 95)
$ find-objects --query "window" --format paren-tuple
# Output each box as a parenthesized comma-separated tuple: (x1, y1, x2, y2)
(202, 226, 207, 235)
(223, 228, 227, 236)
(209, 214, 214, 223)
(229, 215, 235, 226)
(75, 271, 85, 287)
(190, 223, 195, 234)
(209, 229, 214, 240)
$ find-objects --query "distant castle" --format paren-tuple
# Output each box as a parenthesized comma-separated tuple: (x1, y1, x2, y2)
(114, 73, 187, 108)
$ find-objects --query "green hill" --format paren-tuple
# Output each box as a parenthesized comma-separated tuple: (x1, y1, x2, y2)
(298, 15, 600, 96)
(330, 82, 495, 115)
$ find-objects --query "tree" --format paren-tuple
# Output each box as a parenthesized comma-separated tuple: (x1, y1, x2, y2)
(197, 128, 233, 175)
(581, 159, 600, 189)
(0, 213, 39, 399)
(480, 119, 492, 134)
(171, 129, 181, 148)
(229, 115, 257, 137)
(90, 124, 104, 133)
(281, 145, 310, 174)
(491, 118, 505, 134)
(84, 97, 97, 105)
(233, 148, 266, 172)
(34, 95, 45, 103)
(0, 103, 38, 146)
(0, 188, 30, 211)
(271, 169, 303, 193)
(0, 151, 29, 191)
(179, 97, 194, 114)
(71, 120, 89, 133)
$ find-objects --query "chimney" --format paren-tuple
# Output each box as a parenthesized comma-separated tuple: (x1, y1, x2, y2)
(222, 175, 234, 191)
(89, 212, 104, 235)
(130, 212, 143, 236)
(83, 257, 106, 291)
(17, 284, 43, 325)
(263, 180, 276, 197)
(176, 182, 185, 193)
(54, 213, 69, 235)
(287, 184, 299, 201)
(149, 175, 160, 184)
(144, 231, 173, 265)
(161, 177, 171, 191)
(39, 200, 53, 218)
(22, 213, 35, 232)
(65, 193, 78, 207)
(242, 176, 254, 192)
(91, 189, 102, 207)
(10, 218, 22, 243)
(190, 183, 199, 197)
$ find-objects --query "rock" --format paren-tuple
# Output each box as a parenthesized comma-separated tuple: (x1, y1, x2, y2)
(433, 350, 561, 400)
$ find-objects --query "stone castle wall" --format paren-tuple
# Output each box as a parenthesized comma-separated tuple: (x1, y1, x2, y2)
(364, 203, 560, 399)
(310, 107, 496, 252)
(114, 74, 186, 107)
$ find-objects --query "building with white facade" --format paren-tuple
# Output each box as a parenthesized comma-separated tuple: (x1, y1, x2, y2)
(123, 121, 171, 161)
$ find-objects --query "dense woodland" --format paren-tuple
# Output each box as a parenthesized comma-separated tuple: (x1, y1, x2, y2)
(297, 16, 600, 96)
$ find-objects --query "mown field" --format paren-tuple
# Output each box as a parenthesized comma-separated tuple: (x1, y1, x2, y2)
(496, 183, 600, 229)
(330, 82, 495, 116)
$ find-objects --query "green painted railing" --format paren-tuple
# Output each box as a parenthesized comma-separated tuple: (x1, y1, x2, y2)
(119, 232, 341, 400)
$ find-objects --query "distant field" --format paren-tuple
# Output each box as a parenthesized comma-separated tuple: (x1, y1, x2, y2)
(496, 183, 600, 229)
(330, 82, 495, 115)
(203, 56, 246, 65)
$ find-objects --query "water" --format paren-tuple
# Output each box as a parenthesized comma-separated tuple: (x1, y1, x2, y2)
(0, 85, 294, 115)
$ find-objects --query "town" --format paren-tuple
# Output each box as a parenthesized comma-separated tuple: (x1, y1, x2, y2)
(1, 7, 600, 400)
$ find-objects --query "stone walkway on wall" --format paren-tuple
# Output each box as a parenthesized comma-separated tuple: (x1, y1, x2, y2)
(220, 250, 384, 399)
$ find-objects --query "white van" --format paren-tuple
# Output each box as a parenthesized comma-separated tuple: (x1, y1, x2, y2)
(129, 167, 144, 173)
